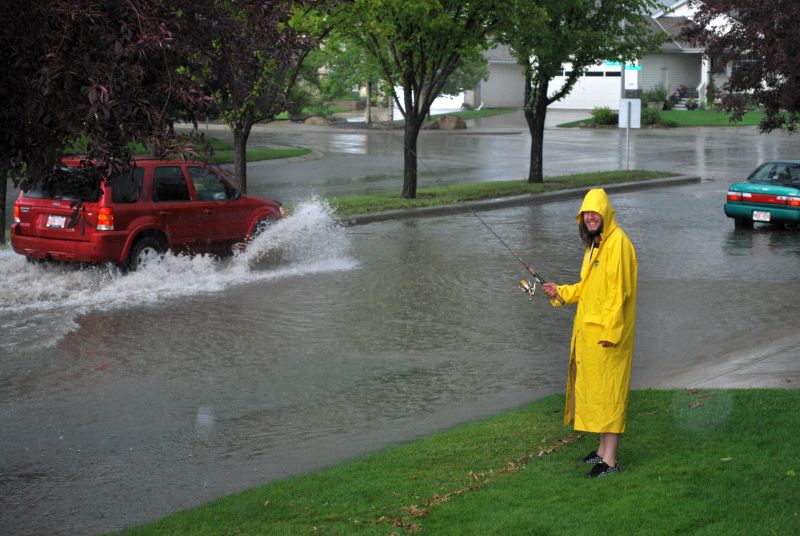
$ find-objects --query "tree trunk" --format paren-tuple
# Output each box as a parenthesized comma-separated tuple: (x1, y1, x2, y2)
(0, 173, 6, 245)
(401, 81, 424, 199)
(232, 122, 253, 194)
(402, 115, 423, 198)
(365, 80, 372, 125)
(524, 73, 550, 184)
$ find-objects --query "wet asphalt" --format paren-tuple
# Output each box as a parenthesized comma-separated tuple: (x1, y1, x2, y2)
(1, 110, 799, 536)
(235, 109, 800, 390)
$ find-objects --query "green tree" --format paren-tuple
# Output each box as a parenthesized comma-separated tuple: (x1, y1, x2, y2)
(495, 0, 661, 183)
(189, 0, 336, 194)
(333, 0, 497, 198)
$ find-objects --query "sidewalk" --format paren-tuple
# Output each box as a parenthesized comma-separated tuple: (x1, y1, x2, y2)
(664, 331, 800, 389)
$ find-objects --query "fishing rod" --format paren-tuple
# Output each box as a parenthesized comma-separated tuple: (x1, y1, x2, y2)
(403, 136, 565, 304)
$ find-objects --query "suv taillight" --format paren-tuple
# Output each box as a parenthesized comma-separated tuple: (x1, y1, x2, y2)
(13, 202, 20, 223)
(97, 207, 114, 230)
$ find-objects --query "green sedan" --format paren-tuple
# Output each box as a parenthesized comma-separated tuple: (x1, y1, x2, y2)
(724, 160, 800, 229)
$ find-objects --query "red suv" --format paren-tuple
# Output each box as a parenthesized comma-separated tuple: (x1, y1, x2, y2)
(11, 157, 285, 269)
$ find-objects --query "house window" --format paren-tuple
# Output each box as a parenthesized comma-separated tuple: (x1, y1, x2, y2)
(710, 55, 726, 74)
(585, 71, 604, 77)
(730, 54, 758, 77)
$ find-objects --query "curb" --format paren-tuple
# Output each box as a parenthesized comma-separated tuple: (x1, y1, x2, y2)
(339, 175, 701, 226)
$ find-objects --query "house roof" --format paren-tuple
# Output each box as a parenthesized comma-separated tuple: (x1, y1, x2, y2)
(652, 15, 703, 52)
(652, 0, 690, 18)
(484, 44, 517, 64)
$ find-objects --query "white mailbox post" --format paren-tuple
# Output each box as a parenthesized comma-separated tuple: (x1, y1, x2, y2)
(618, 98, 641, 170)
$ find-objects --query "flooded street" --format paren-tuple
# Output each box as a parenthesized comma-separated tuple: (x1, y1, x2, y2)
(2, 177, 800, 534)
(207, 111, 800, 204)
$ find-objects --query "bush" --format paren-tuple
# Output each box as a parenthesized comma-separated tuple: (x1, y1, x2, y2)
(641, 84, 668, 105)
(592, 107, 618, 125)
(641, 108, 661, 126)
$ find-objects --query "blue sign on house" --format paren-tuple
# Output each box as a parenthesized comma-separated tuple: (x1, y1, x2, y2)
(604, 60, 643, 71)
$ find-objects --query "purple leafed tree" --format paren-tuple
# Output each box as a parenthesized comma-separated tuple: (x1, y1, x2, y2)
(684, 0, 800, 132)
(0, 0, 211, 241)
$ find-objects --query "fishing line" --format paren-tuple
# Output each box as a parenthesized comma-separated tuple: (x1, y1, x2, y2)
(393, 125, 564, 304)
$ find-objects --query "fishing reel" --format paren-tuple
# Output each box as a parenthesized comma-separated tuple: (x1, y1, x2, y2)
(519, 279, 537, 300)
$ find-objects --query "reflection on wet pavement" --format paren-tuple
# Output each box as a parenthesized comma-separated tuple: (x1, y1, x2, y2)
(2, 141, 800, 535)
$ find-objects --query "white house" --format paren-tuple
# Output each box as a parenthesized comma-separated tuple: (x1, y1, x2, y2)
(471, 0, 724, 111)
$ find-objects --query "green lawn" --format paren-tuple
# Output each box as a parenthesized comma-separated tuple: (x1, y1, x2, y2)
(202, 146, 310, 164)
(330, 170, 675, 217)
(660, 109, 765, 127)
(130, 137, 310, 164)
(559, 109, 766, 128)
(118, 389, 800, 535)
(438, 107, 516, 120)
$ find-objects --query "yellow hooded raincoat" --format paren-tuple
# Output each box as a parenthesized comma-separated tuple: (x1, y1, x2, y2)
(552, 189, 638, 434)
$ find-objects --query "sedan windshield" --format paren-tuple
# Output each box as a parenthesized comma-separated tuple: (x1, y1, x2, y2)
(747, 162, 800, 186)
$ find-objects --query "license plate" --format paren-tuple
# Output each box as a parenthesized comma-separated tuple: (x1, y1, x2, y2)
(752, 210, 771, 222)
(46, 215, 67, 228)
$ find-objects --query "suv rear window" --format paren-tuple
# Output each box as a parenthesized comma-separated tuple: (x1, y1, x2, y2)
(23, 166, 102, 202)
(153, 166, 190, 202)
(110, 167, 145, 204)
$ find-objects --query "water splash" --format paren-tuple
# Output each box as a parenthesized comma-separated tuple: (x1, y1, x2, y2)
(0, 198, 356, 353)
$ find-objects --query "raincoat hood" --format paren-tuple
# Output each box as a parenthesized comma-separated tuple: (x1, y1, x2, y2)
(576, 188, 617, 238)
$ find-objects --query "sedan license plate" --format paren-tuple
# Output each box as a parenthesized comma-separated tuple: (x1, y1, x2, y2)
(752, 210, 771, 222)
(46, 214, 67, 229)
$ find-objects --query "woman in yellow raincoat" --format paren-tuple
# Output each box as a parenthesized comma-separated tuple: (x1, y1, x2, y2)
(543, 188, 638, 478)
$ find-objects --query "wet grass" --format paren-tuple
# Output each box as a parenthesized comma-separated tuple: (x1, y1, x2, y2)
(117, 389, 800, 535)
(330, 170, 675, 217)
(129, 137, 310, 164)
(203, 146, 310, 164)
(559, 109, 765, 128)
(438, 107, 517, 120)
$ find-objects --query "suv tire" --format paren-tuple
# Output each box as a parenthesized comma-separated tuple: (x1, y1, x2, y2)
(253, 217, 277, 238)
(128, 236, 166, 271)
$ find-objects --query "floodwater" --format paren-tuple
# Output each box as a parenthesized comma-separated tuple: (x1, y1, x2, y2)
(4, 113, 800, 534)
(2, 178, 800, 535)
(212, 111, 800, 205)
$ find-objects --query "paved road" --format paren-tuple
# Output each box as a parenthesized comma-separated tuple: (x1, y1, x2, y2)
(2, 111, 799, 535)
(160, 109, 799, 213)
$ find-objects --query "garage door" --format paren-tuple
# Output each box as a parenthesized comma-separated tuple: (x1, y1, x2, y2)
(549, 68, 624, 110)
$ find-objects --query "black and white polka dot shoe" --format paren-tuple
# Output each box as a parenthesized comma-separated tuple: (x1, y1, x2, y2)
(582, 450, 603, 464)
(587, 461, 620, 478)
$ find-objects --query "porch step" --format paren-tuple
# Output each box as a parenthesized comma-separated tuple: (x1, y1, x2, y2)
(671, 97, 697, 111)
